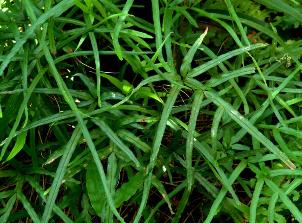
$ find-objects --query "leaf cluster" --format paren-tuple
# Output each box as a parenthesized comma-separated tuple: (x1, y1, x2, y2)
(1, 0, 302, 222)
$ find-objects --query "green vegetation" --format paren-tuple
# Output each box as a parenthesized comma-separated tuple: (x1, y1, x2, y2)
(1, 0, 302, 222)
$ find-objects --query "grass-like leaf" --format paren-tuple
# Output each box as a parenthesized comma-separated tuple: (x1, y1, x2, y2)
(41, 126, 82, 223)
(1, 1, 302, 222)
(205, 90, 296, 170)
(186, 90, 204, 191)
(265, 179, 302, 222)
(187, 43, 267, 78)
(0, 0, 74, 75)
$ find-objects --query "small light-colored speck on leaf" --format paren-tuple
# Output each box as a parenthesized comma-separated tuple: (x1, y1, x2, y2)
(230, 110, 239, 116)
(211, 128, 215, 137)
(46, 158, 56, 165)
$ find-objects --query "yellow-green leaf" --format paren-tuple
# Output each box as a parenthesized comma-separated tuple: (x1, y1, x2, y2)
(6, 131, 27, 161)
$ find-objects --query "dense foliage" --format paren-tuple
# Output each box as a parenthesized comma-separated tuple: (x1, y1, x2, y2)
(1, 0, 302, 222)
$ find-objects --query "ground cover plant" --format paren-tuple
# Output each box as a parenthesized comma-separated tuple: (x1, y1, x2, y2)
(1, 0, 302, 222)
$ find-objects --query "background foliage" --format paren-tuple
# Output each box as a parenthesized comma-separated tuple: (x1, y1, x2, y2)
(1, 0, 302, 222)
